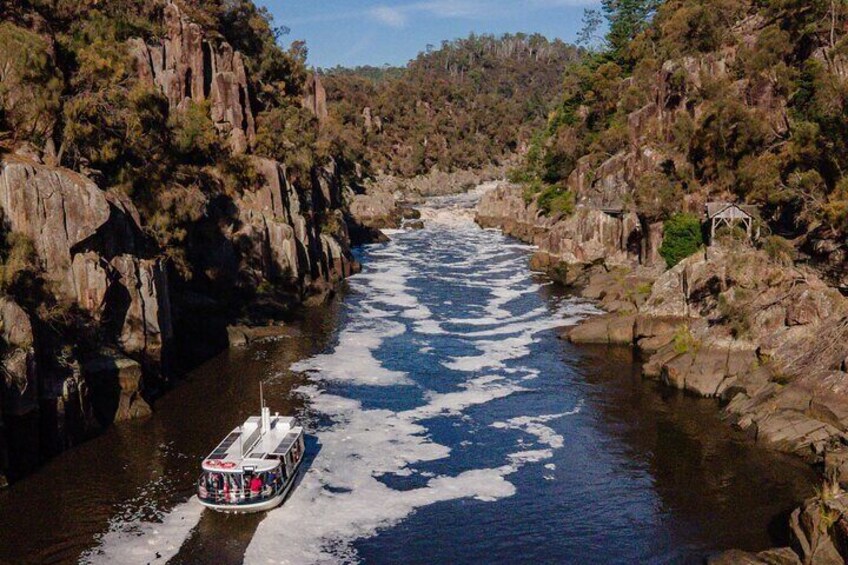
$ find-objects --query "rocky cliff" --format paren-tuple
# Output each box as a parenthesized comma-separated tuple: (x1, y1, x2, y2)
(477, 3, 848, 559)
(0, 1, 362, 486)
(128, 3, 255, 153)
(473, 0, 848, 468)
(477, 181, 665, 287)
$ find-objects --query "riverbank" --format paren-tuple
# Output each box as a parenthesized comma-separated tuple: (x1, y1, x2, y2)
(476, 181, 848, 562)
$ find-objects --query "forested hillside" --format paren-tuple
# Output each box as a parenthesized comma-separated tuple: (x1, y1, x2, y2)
(323, 34, 582, 177)
(514, 0, 848, 281)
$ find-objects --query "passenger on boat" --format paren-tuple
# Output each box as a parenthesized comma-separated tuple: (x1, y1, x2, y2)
(249, 474, 263, 498)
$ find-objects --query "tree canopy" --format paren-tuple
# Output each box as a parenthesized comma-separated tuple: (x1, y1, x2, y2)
(322, 34, 582, 177)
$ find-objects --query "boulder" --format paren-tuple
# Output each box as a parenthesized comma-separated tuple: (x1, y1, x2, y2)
(790, 493, 847, 565)
(82, 354, 152, 424)
(227, 324, 298, 347)
(0, 299, 37, 417)
(566, 314, 636, 345)
(349, 192, 402, 229)
(565, 317, 613, 344)
(756, 410, 841, 456)
(707, 548, 801, 565)
(635, 315, 684, 353)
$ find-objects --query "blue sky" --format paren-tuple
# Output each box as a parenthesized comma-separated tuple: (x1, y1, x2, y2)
(258, 0, 601, 69)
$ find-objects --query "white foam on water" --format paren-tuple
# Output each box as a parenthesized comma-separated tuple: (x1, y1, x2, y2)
(293, 318, 411, 387)
(508, 449, 554, 464)
(80, 497, 203, 565)
(244, 376, 529, 564)
(491, 407, 584, 451)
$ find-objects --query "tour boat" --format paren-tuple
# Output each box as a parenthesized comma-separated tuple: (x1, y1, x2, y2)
(197, 393, 305, 513)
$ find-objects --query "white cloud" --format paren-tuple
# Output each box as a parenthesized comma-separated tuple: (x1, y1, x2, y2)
(368, 1, 491, 28)
(370, 5, 408, 28)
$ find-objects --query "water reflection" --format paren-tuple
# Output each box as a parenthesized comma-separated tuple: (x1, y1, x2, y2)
(573, 343, 815, 552)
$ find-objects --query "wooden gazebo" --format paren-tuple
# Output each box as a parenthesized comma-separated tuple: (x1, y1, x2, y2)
(705, 202, 760, 242)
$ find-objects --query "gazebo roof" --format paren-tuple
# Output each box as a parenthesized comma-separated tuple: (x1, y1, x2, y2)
(705, 202, 759, 220)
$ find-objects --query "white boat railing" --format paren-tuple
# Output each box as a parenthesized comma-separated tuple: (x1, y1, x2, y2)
(198, 479, 285, 505)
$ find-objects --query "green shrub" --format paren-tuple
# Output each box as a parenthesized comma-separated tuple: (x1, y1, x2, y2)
(672, 324, 698, 354)
(763, 235, 796, 266)
(718, 292, 751, 339)
(221, 154, 263, 194)
(537, 185, 575, 216)
(660, 213, 704, 267)
(169, 100, 220, 161)
(0, 232, 37, 292)
(522, 178, 543, 205)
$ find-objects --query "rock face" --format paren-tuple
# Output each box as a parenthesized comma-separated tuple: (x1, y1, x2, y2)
(789, 489, 848, 564)
(0, 298, 37, 486)
(349, 192, 399, 229)
(129, 2, 255, 153)
(0, 156, 111, 297)
(0, 156, 174, 483)
(0, 299, 37, 417)
(0, 0, 363, 487)
(0, 157, 173, 365)
(228, 157, 357, 294)
(303, 73, 328, 124)
(563, 241, 848, 462)
(477, 183, 651, 285)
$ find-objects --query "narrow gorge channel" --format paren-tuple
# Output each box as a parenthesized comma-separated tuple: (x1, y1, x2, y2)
(0, 191, 815, 564)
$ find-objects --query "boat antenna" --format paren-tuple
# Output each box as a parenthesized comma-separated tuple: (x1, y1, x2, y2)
(260, 382, 271, 434)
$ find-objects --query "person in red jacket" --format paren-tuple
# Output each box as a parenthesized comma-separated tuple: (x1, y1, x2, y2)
(249, 474, 263, 498)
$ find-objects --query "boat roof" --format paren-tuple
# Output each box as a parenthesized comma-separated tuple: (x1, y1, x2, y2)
(202, 415, 303, 473)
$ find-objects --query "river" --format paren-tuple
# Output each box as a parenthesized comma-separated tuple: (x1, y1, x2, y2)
(0, 189, 815, 564)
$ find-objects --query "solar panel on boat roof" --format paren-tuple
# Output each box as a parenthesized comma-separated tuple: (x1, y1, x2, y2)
(210, 431, 241, 456)
(271, 432, 298, 455)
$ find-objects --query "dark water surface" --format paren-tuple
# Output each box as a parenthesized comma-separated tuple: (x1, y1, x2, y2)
(0, 194, 815, 564)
